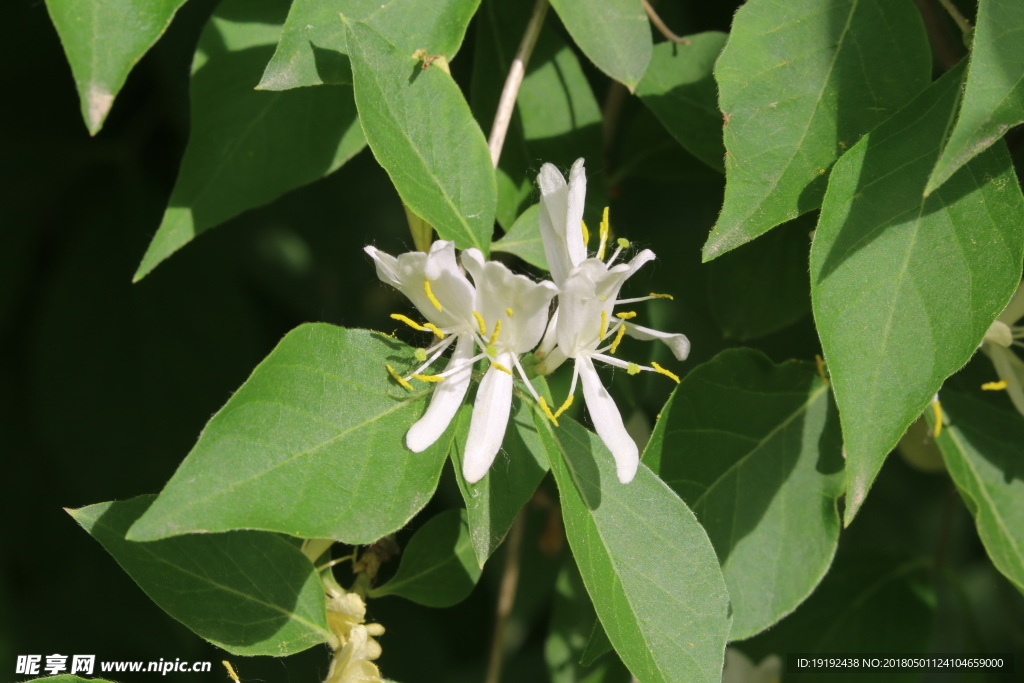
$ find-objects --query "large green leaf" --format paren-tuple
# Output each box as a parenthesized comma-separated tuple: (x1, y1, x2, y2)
(926, 0, 1024, 195)
(548, 0, 651, 91)
(133, 0, 366, 281)
(492, 204, 548, 271)
(127, 325, 451, 543)
(704, 0, 931, 261)
(258, 0, 480, 91)
(472, 0, 604, 229)
(369, 508, 481, 607)
(707, 214, 813, 341)
(70, 496, 331, 655)
(45, 0, 187, 134)
(810, 63, 1024, 524)
(347, 19, 495, 254)
(541, 415, 731, 683)
(635, 33, 727, 173)
(450, 387, 549, 566)
(644, 349, 846, 640)
(928, 391, 1024, 592)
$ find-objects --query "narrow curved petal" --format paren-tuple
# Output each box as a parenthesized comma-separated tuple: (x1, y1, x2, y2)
(624, 323, 691, 360)
(538, 160, 588, 285)
(536, 346, 569, 375)
(364, 246, 401, 288)
(998, 279, 1024, 326)
(462, 358, 515, 483)
(987, 343, 1024, 417)
(406, 334, 475, 452)
(578, 356, 638, 484)
(564, 158, 588, 267)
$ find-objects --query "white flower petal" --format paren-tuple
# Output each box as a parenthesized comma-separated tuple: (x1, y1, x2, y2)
(364, 246, 401, 288)
(578, 357, 638, 484)
(557, 266, 604, 356)
(564, 158, 588, 268)
(538, 160, 587, 285)
(624, 323, 691, 360)
(984, 320, 1013, 347)
(987, 343, 1024, 417)
(462, 357, 515, 483)
(406, 334, 474, 452)
(998, 279, 1024, 325)
(536, 346, 569, 375)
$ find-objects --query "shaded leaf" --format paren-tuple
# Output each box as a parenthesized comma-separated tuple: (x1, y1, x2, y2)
(645, 349, 846, 640)
(927, 0, 1024, 195)
(369, 508, 482, 607)
(541, 415, 730, 683)
(127, 325, 451, 543)
(133, 0, 365, 281)
(347, 19, 495, 254)
(708, 213, 813, 340)
(635, 33, 727, 173)
(258, 0, 480, 91)
(492, 204, 548, 271)
(472, 0, 604, 229)
(928, 391, 1024, 592)
(70, 496, 331, 655)
(580, 618, 613, 667)
(45, 0, 187, 134)
(548, 0, 651, 91)
(704, 0, 931, 260)
(810, 63, 1024, 524)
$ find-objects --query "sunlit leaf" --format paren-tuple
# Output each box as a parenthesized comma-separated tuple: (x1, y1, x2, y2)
(548, 0, 651, 91)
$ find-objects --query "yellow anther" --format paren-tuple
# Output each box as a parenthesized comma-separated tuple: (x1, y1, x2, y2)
(423, 323, 445, 339)
(609, 324, 627, 354)
(414, 348, 428, 362)
(599, 310, 608, 340)
(223, 661, 241, 683)
(581, 220, 590, 245)
(553, 394, 575, 419)
(386, 364, 413, 391)
(649, 292, 674, 300)
(473, 310, 487, 335)
(390, 313, 428, 331)
(489, 319, 502, 345)
(651, 361, 680, 384)
(538, 396, 559, 425)
(412, 374, 446, 382)
(491, 362, 513, 375)
(506, 307, 514, 317)
(627, 363, 641, 375)
(597, 206, 610, 260)
(932, 398, 943, 438)
(982, 379, 1009, 390)
(617, 237, 630, 249)
(616, 311, 637, 319)
(423, 279, 442, 311)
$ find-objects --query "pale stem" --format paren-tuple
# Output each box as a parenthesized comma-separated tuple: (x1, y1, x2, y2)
(484, 509, 526, 683)
(487, 0, 549, 167)
(935, 0, 973, 46)
(641, 0, 690, 45)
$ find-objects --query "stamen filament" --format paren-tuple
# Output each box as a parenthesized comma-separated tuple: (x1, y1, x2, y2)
(651, 361, 680, 383)
(513, 356, 542, 403)
(472, 310, 487, 335)
(982, 379, 1009, 390)
(407, 334, 457, 377)
(423, 280, 443, 311)
(386, 364, 414, 391)
(609, 324, 628, 354)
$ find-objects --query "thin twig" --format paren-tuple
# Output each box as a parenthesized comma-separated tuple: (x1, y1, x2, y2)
(642, 0, 689, 45)
(488, 0, 549, 168)
(484, 510, 526, 683)
(935, 0, 974, 46)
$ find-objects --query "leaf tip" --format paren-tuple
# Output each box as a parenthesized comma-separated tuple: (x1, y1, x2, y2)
(83, 82, 115, 136)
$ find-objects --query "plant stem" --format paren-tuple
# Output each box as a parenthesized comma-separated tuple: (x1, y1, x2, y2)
(935, 0, 974, 46)
(484, 509, 526, 683)
(642, 0, 689, 45)
(487, 0, 549, 168)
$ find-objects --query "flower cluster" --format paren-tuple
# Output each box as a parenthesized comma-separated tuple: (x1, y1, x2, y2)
(366, 159, 689, 484)
(981, 279, 1024, 417)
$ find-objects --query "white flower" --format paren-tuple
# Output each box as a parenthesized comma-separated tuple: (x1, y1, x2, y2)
(533, 159, 690, 484)
(721, 647, 782, 683)
(981, 279, 1024, 417)
(365, 241, 557, 483)
(324, 589, 385, 683)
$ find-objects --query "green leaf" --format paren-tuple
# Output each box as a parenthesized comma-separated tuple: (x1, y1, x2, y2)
(635, 33, 727, 173)
(369, 508, 482, 607)
(926, 0, 1024, 195)
(928, 391, 1024, 592)
(70, 496, 331, 655)
(741, 554, 934, 682)
(133, 0, 366, 282)
(708, 213, 813, 340)
(541, 415, 731, 683)
(644, 349, 846, 640)
(45, 0, 187, 134)
(472, 0, 604, 229)
(580, 618, 613, 667)
(704, 0, 932, 261)
(127, 325, 451, 543)
(258, 0, 480, 91)
(492, 204, 548, 271)
(548, 0, 651, 91)
(810, 62, 1024, 525)
(451, 386, 549, 566)
(346, 19, 495, 254)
